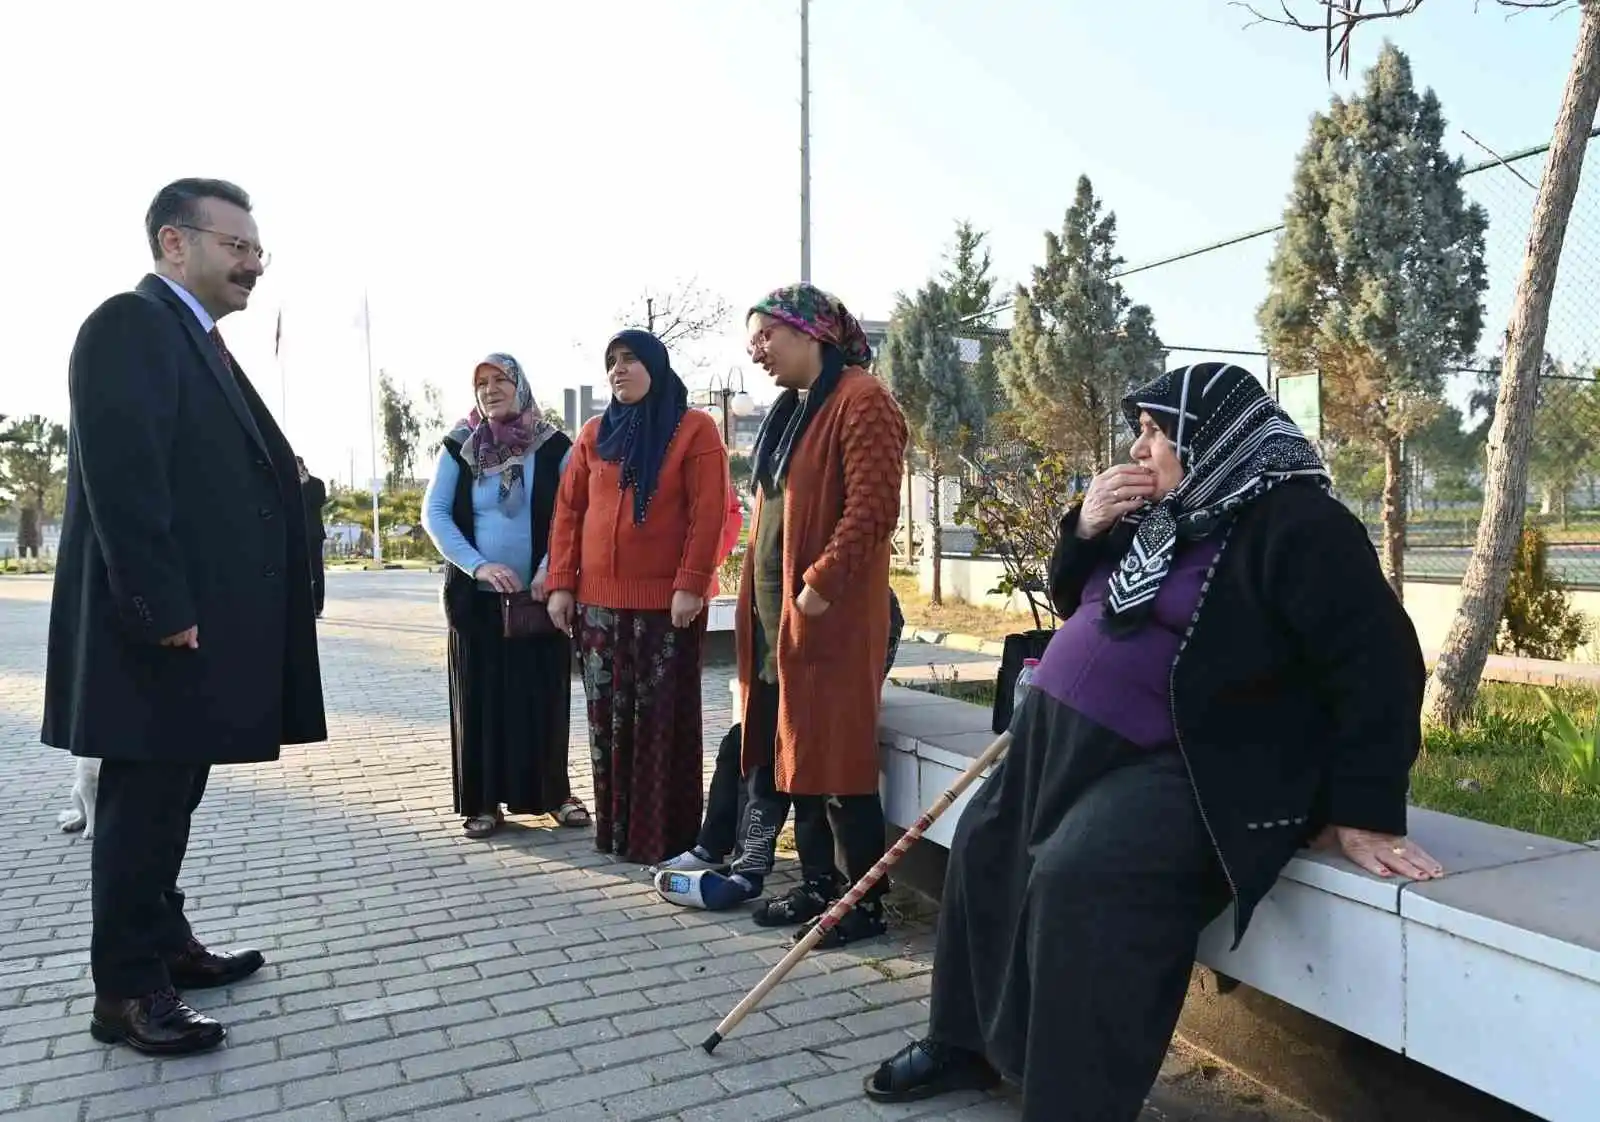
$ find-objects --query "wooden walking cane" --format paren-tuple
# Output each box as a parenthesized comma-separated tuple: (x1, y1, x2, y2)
(701, 729, 1014, 1054)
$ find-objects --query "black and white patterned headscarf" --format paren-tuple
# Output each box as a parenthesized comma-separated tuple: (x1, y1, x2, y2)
(1104, 362, 1330, 623)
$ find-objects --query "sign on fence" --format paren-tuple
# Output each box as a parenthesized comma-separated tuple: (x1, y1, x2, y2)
(1275, 372, 1322, 440)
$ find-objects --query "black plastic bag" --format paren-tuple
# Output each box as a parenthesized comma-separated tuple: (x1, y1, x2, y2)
(991, 629, 1054, 733)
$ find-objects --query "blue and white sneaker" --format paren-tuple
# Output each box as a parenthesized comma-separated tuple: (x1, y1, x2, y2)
(652, 847, 729, 875)
(654, 869, 762, 911)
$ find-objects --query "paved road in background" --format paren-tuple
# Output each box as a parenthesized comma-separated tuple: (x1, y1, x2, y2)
(0, 571, 1312, 1121)
(937, 525, 1600, 588)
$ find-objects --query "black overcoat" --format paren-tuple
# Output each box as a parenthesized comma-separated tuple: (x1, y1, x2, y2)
(1049, 481, 1425, 946)
(42, 274, 327, 764)
(302, 474, 328, 543)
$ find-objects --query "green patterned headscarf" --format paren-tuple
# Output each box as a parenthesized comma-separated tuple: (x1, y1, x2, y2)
(748, 283, 874, 368)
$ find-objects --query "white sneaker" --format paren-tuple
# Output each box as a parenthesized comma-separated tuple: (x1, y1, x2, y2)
(652, 849, 727, 875)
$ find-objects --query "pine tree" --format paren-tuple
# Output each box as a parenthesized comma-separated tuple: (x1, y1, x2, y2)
(1258, 42, 1487, 600)
(1250, 0, 1600, 727)
(882, 281, 987, 605)
(941, 220, 997, 323)
(998, 176, 1164, 471)
(942, 220, 1007, 416)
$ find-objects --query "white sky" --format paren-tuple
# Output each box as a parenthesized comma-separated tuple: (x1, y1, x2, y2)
(0, 1, 1586, 485)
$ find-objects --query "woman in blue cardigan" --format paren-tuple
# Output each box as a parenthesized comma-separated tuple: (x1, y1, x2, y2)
(422, 353, 590, 839)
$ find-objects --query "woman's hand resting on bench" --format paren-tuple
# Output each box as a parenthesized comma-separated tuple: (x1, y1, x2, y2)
(1311, 826, 1445, 881)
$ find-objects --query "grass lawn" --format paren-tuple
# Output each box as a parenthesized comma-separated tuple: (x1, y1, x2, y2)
(890, 570, 1038, 644)
(903, 674, 1600, 843)
(1414, 683, 1600, 842)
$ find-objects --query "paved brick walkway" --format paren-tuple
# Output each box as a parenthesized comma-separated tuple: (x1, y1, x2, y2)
(0, 572, 1301, 1122)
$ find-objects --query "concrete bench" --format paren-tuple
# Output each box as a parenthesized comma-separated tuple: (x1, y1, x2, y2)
(701, 596, 738, 660)
(876, 682, 1600, 1122)
(705, 595, 737, 633)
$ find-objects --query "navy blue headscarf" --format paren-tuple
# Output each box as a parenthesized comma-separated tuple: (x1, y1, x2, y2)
(595, 329, 690, 524)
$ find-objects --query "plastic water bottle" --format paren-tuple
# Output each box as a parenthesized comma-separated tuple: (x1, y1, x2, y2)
(1014, 658, 1040, 713)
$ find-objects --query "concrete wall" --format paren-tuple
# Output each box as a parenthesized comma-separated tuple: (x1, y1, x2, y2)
(919, 552, 1038, 617)
(1402, 579, 1600, 662)
(925, 553, 1600, 662)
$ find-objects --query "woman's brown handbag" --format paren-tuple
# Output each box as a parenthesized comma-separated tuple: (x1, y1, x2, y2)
(501, 591, 558, 638)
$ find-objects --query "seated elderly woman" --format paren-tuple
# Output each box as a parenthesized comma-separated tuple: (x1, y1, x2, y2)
(864, 362, 1444, 1122)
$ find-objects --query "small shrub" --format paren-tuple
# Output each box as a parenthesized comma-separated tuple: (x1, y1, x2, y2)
(717, 545, 746, 598)
(1496, 526, 1593, 660)
(1536, 688, 1600, 790)
(904, 675, 996, 708)
(953, 413, 1081, 631)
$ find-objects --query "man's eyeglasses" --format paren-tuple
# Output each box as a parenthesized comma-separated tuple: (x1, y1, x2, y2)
(178, 224, 270, 266)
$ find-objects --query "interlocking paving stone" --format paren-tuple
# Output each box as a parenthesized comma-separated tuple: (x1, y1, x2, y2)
(0, 571, 1301, 1120)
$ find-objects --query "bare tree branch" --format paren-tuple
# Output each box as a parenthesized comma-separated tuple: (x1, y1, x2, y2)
(1236, 0, 1592, 76)
(1235, 0, 1423, 34)
(616, 278, 733, 350)
(1234, 1, 1424, 78)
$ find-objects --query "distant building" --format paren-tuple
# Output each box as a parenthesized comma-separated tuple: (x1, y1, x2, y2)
(563, 386, 607, 433)
(728, 403, 766, 452)
(692, 399, 768, 453)
(859, 319, 1001, 369)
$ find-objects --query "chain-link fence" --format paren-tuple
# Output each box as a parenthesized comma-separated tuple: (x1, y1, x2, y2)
(1391, 370, 1600, 585)
(1396, 135, 1600, 586)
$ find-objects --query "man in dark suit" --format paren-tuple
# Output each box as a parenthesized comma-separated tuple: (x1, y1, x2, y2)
(42, 178, 326, 1056)
(297, 457, 328, 616)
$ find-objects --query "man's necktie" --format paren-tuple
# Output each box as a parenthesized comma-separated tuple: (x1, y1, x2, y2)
(208, 327, 241, 381)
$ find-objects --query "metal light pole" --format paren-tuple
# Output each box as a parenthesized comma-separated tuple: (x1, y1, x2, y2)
(704, 368, 755, 448)
(800, 0, 811, 283)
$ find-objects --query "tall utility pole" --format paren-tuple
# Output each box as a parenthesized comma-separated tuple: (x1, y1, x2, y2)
(799, 0, 811, 283)
(363, 291, 382, 565)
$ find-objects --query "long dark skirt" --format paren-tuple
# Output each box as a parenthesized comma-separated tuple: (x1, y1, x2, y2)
(927, 691, 1230, 1122)
(576, 604, 705, 864)
(447, 591, 573, 817)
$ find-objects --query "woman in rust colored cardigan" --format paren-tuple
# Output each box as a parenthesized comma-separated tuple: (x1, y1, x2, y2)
(546, 329, 731, 864)
(728, 284, 908, 946)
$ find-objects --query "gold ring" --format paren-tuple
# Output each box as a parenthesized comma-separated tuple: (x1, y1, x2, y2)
(1391, 845, 1407, 855)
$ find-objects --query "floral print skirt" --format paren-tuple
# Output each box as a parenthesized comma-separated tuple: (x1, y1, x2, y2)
(577, 604, 706, 864)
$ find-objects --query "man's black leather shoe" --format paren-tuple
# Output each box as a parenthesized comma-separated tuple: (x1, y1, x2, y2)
(89, 988, 226, 1055)
(166, 939, 265, 990)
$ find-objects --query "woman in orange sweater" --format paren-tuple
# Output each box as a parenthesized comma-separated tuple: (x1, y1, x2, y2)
(546, 329, 731, 864)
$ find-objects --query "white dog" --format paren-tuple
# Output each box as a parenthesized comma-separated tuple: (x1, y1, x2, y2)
(58, 756, 101, 839)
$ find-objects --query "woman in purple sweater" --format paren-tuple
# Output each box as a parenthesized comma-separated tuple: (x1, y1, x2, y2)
(865, 362, 1445, 1122)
